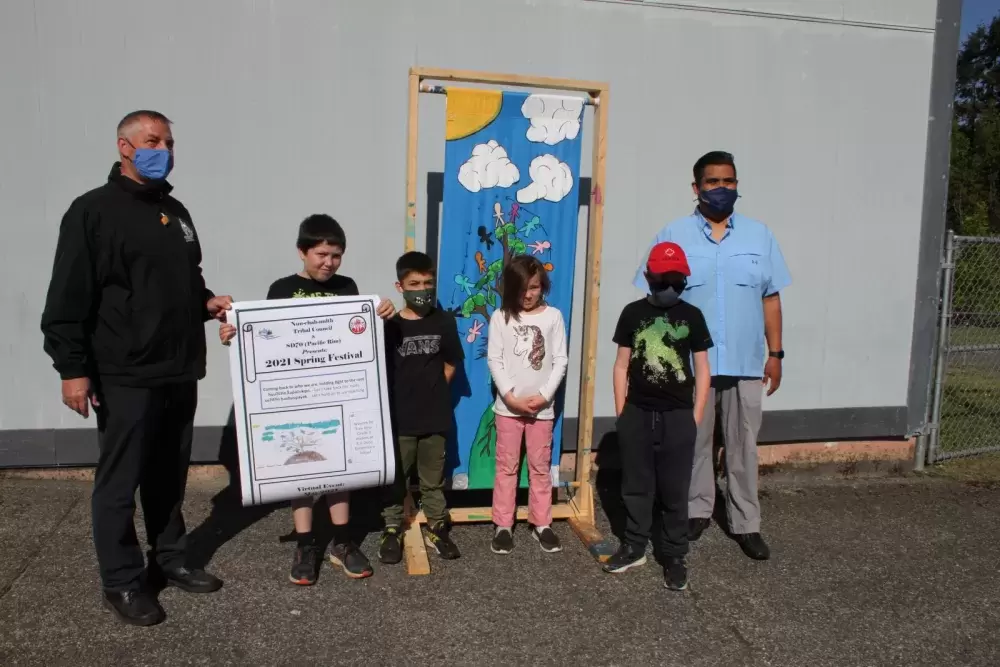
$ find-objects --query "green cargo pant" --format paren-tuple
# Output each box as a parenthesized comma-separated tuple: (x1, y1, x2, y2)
(382, 434, 448, 526)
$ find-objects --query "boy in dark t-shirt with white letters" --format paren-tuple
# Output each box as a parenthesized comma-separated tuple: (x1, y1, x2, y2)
(604, 242, 713, 592)
(378, 251, 464, 564)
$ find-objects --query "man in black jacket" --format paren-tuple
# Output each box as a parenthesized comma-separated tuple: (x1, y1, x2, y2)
(41, 110, 232, 627)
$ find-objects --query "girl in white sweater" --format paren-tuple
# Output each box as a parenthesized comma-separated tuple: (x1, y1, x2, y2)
(486, 255, 569, 555)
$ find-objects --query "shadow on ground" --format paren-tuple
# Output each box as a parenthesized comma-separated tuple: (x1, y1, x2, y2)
(2, 468, 1000, 665)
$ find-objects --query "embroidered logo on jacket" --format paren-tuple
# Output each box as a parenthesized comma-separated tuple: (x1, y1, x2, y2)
(178, 218, 196, 243)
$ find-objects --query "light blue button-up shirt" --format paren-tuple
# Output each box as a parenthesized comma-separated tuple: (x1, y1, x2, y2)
(633, 210, 791, 378)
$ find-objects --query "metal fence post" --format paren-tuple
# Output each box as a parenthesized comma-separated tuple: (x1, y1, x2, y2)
(913, 432, 928, 472)
(927, 230, 955, 464)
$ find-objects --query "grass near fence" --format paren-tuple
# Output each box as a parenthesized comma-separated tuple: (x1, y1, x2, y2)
(947, 325, 1000, 347)
(934, 237, 1000, 458)
(939, 364, 1000, 454)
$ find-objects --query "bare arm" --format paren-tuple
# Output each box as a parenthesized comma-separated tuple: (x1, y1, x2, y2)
(763, 293, 782, 351)
(763, 293, 783, 395)
(613, 346, 631, 417)
(444, 362, 456, 383)
(693, 350, 710, 424)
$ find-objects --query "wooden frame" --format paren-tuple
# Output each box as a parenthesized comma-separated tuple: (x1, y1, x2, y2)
(403, 67, 611, 575)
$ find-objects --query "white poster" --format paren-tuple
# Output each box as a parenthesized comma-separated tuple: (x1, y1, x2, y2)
(227, 295, 395, 506)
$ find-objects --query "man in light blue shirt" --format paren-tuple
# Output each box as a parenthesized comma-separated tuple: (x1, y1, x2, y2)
(633, 151, 790, 561)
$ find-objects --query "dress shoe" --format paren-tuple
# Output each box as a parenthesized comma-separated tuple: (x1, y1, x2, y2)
(735, 532, 771, 560)
(102, 589, 165, 627)
(160, 566, 224, 593)
(688, 517, 711, 541)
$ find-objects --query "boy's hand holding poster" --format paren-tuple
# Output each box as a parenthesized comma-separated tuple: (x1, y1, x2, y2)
(227, 295, 396, 506)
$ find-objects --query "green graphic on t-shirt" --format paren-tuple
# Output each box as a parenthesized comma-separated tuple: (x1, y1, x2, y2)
(632, 317, 689, 383)
(291, 289, 339, 299)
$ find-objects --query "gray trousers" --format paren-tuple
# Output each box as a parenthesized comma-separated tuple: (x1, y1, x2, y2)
(688, 376, 763, 534)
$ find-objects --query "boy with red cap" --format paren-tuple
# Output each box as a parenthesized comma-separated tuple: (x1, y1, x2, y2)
(604, 242, 713, 591)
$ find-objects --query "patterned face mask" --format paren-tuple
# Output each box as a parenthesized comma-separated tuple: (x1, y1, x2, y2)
(402, 288, 435, 314)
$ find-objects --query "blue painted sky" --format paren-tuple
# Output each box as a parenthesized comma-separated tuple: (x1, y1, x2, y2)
(962, 0, 1000, 42)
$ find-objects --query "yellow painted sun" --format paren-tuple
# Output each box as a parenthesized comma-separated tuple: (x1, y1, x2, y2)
(445, 88, 502, 141)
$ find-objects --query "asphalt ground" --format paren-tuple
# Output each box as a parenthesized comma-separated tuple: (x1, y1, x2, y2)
(0, 470, 998, 666)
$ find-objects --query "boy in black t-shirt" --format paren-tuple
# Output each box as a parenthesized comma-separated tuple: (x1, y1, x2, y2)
(604, 242, 713, 592)
(220, 214, 395, 586)
(377, 251, 464, 564)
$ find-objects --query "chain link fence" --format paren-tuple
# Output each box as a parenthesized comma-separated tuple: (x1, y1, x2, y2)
(928, 232, 1000, 462)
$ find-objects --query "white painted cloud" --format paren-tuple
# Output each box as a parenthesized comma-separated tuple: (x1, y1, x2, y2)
(521, 94, 584, 146)
(457, 140, 520, 193)
(516, 154, 574, 204)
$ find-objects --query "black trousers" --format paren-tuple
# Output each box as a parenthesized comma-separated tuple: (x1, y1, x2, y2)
(92, 381, 197, 591)
(616, 402, 697, 558)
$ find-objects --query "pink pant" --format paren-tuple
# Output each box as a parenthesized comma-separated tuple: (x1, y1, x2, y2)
(492, 415, 554, 528)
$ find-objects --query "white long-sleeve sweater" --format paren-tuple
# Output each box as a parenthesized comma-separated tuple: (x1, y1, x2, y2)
(486, 305, 569, 420)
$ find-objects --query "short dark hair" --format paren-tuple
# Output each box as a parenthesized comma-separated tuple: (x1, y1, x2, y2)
(500, 255, 551, 323)
(296, 214, 347, 252)
(396, 251, 435, 281)
(117, 110, 172, 136)
(693, 151, 737, 184)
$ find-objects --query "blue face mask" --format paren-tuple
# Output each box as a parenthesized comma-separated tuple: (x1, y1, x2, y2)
(699, 186, 739, 217)
(132, 148, 173, 181)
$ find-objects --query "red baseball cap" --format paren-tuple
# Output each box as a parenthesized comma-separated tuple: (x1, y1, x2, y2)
(646, 242, 690, 276)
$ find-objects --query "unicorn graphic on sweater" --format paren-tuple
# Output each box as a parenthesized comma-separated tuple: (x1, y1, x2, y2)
(512, 324, 545, 370)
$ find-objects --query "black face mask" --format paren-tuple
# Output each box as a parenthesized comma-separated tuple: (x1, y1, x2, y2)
(647, 279, 687, 308)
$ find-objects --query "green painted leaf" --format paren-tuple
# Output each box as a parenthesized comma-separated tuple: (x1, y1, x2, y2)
(494, 226, 505, 239)
(489, 260, 504, 274)
(473, 293, 486, 306)
(461, 297, 475, 318)
(468, 408, 498, 488)
(486, 291, 496, 307)
(504, 223, 517, 236)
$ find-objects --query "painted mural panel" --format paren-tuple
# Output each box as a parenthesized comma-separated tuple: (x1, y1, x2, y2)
(438, 88, 585, 489)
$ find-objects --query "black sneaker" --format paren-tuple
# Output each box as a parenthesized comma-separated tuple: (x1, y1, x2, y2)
(688, 517, 711, 542)
(664, 557, 688, 591)
(159, 566, 223, 594)
(532, 526, 562, 553)
(102, 589, 165, 627)
(425, 522, 461, 560)
(735, 533, 771, 561)
(329, 542, 374, 579)
(289, 544, 321, 585)
(491, 527, 514, 555)
(378, 526, 404, 565)
(602, 542, 647, 573)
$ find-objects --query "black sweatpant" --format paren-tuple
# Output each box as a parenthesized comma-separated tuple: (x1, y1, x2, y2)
(92, 381, 197, 591)
(616, 402, 697, 558)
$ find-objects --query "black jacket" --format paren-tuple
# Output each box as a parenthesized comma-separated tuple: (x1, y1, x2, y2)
(40, 163, 215, 386)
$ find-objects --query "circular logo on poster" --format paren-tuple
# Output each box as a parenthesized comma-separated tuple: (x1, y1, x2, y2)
(349, 316, 367, 335)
